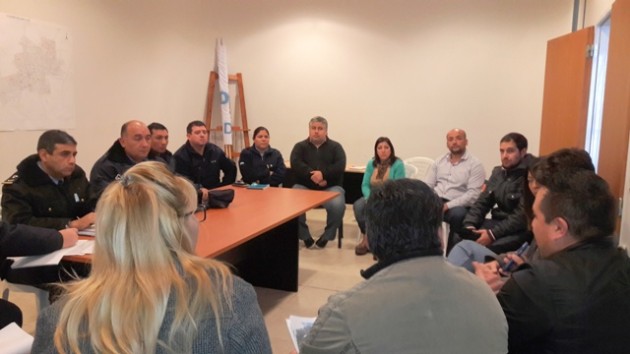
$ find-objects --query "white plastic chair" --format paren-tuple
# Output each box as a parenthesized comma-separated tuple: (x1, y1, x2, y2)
(403, 162, 419, 178)
(1, 280, 49, 315)
(441, 222, 450, 256)
(404, 157, 435, 180)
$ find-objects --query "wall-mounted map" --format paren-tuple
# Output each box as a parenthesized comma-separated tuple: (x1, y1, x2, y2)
(0, 13, 74, 131)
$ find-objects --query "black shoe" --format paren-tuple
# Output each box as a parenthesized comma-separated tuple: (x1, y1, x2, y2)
(315, 237, 328, 248)
(303, 237, 315, 248)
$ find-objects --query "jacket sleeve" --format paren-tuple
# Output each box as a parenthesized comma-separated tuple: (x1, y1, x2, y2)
(89, 160, 119, 202)
(300, 294, 356, 354)
(321, 142, 346, 183)
(1, 184, 69, 230)
(497, 268, 551, 353)
(462, 179, 496, 228)
(228, 278, 272, 353)
(238, 149, 258, 184)
(219, 152, 237, 185)
(489, 199, 528, 238)
(361, 160, 373, 199)
(268, 150, 286, 187)
(290, 142, 313, 181)
(0, 222, 63, 259)
(446, 159, 486, 209)
(391, 159, 406, 180)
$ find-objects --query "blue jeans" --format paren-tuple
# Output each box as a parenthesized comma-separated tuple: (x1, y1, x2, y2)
(293, 184, 345, 241)
(443, 205, 468, 253)
(353, 197, 367, 234)
(447, 240, 498, 273)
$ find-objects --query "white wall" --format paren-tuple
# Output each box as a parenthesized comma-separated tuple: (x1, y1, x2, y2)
(0, 0, 579, 180)
(584, 0, 614, 27)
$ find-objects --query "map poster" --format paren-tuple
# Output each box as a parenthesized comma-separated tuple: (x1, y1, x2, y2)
(0, 13, 75, 131)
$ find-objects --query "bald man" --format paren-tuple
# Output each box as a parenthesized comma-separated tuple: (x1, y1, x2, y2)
(424, 129, 486, 253)
(90, 120, 165, 200)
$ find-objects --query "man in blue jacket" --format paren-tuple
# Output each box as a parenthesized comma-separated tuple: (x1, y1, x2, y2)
(173, 120, 237, 205)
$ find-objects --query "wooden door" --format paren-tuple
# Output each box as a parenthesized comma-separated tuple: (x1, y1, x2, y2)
(539, 27, 594, 155)
(598, 0, 630, 221)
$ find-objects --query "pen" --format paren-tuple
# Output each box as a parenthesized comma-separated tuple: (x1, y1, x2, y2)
(502, 242, 529, 272)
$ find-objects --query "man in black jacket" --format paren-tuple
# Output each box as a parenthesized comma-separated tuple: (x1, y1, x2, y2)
(173, 120, 237, 205)
(2, 130, 94, 230)
(475, 169, 630, 353)
(90, 120, 164, 200)
(462, 132, 533, 253)
(0, 221, 78, 327)
(290, 116, 346, 248)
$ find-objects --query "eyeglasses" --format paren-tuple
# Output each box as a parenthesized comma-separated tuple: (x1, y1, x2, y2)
(195, 205, 207, 222)
(182, 205, 207, 222)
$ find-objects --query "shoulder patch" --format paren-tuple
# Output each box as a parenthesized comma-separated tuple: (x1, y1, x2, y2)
(2, 173, 19, 185)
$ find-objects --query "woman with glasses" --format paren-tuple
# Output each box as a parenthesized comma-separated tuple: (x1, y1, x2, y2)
(238, 126, 286, 186)
(32, 161, 271, 353)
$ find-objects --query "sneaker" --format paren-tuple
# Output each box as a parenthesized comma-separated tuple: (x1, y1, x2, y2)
(303, 237, 315, 248)
(315, 236, 328, 248)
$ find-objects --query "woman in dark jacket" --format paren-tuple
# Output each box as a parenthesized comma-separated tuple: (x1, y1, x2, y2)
(238, 127, 286, 187)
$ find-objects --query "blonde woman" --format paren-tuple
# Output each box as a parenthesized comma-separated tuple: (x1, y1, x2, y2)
(32, 162, 271, 353)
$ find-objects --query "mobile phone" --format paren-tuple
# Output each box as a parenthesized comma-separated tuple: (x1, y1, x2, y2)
(501, 242, 529, 273)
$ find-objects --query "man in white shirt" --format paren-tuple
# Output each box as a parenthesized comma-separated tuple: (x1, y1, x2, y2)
(424, 129, 485, 253)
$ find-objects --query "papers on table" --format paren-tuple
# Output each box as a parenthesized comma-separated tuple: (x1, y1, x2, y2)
(78, 225, 96, 236)
(0, 322, 33, 354)
(347, 165, 366, 172)
(8, 240, 94, 269)
(286, 315, 316, 353)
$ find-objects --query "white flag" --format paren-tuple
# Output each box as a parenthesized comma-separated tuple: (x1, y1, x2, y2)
(215, 38, 232, 145)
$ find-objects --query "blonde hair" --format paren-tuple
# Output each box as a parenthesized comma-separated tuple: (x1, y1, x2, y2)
(54, 162, 233, 353)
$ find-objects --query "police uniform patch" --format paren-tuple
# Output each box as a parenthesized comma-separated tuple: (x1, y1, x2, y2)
(2, 173, 19, 185)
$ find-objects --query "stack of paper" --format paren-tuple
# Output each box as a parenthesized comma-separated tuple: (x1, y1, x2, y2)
(286, 315, 316, 352)
(8, 239, 94, 269)
(0, 323, 33, 354)
(78, 225, 96, 236)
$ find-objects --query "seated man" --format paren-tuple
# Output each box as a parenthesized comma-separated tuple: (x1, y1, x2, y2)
(148, 122, 174, 170)
(90, 120, 162, 200)
(2, 130, 94, 229)
(0, 221, 78, 327)
(449, 148, 594, 272)
(461, 132, 533, 254)
(290, 116, 346, 248)
(300, 179, 507, 353)
(424, 128, 485, 253)
(173, 120, 237, 204)
(475, 170, 630, 353)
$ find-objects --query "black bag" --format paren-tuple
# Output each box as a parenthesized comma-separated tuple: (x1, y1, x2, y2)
(205, 189, 235, 209)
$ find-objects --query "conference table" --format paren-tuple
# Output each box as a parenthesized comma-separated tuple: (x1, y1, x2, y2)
(64, 187, 337, 292)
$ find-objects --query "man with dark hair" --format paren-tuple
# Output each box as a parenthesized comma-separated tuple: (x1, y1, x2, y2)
(300, 179, 507, 353)
(90, 120, 164, 200)
(148, 122, 174, 169)
(1, 130, 89, 291)
(173, 120, 237, 204)
(2, 130, 94, 230)
(0, 221, 78, 328)
(476, 170, 630, 353)
(290, 116, 346, 248)
(461, 132, 533, 253)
